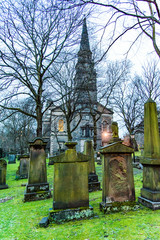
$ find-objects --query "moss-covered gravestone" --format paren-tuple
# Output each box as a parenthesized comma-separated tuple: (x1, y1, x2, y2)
(8, 154, 16, 164)
(0, 159, 8, 189)
(84, 140, 101, 192)
(45, 142, 93, 224)
(16, 154, 29, 179)
(138, 98, 160, 210)
(24, 138, 51, 202)
(99, 141, 135, 213)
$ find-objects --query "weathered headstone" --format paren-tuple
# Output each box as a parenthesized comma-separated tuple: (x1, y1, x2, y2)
(16, 154, 29, 179)
(0, 159, 8, 189)
(138, 98, 160, 210)
(47, 142, 93, 223)
(99, 140, 135, 213)
(84, 140, 101, 192)
(8, 154, 16, 164)
(24, 138, 51, 202)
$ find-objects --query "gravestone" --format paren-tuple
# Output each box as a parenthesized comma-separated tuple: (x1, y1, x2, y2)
(99, 140, 136, 213)
(139, 145, 144, 156)
(84, 140, 101, 192)
(47, 142, 93, 223)
(138, 98, 160, 210)
(16, 154, 29, 179)
(48, 156, 54, 165)
(24, 138, 51, 202)
(8, 154, 16, 164)
(17, 154, 21, 161)
(0, 159, 8, 189)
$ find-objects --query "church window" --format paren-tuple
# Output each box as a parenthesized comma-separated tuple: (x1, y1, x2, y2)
(81, 128, 85, 136)
(58, 119, 64, 132)
(102, 121, 108, 131)
(91, 129, 94, 137)
(86, 124, 90, 137)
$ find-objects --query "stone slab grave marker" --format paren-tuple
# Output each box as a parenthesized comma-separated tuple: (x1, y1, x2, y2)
(99, 122, 136, 213)
(16, 154, 29, 179)
(84, 140, 101, 192)
(40, 142, 93, 225)
(0, 158, 8, 189)
(8, 154, 16, 164)
(138, 98, 160, 210)
(24, 138, 51, 202)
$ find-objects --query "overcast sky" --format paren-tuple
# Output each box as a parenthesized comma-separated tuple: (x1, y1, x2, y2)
(86, 6, 160, 137)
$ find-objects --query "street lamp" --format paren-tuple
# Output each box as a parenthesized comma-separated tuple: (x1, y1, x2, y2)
(102, 131, 109, 147)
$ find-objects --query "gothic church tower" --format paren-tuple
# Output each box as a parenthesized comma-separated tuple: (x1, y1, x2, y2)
(74, 18, 97, 108)
(43, 18, 113, 155)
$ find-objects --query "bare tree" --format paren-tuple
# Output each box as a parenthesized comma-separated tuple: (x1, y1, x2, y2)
(0, 108, 35, 154)
(88, 59, 131, 149)
(68, 0, 160, 59)
(112, 80, 143, 136)
(50, 60, 83, 141)
(0, 0, 85, 137)
(134, 59, 160, 103)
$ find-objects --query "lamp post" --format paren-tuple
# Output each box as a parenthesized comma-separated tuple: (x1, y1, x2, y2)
(102, 131, 108, 147)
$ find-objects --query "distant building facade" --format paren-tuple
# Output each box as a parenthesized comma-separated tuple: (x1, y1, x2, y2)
(43, 19, 113, 155)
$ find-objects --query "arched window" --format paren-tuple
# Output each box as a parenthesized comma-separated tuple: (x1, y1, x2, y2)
(58, 119, 64, 132)
(102, 121, 108, 131)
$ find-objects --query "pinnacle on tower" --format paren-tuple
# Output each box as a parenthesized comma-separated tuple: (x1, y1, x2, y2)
(80, 18, 90, 51)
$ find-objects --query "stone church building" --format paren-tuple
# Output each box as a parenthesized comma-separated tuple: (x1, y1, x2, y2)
(43, 19, 113, 156)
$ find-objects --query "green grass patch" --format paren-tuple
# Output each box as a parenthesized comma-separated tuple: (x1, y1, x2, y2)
(0, 160, 160, 240)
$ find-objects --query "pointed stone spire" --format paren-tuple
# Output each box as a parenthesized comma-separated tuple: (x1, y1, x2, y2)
(74, 18, 97, 107)
(80, 18, 90, 51)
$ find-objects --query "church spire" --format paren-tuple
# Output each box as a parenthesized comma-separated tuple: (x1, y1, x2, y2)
(74, 18, 97, 107)
(80, 18, 90, 51)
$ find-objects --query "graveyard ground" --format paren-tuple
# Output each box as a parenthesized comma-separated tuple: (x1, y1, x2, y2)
(0, 156, 160, 240)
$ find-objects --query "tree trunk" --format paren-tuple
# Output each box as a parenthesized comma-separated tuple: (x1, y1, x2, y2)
(93, 114, 97, 151)
(36, 114, 42, 137)
(36, 102, 42, 137)
(67, 120, 72, 141)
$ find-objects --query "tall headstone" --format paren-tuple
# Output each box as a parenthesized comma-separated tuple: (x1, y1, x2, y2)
(48, 142, 93, 223)
(138, 98, 160, 209)
(84, 140, 100, 192)
(99, 139, 135, 213)
(0, 159, 8, 189)
(24, 138, 51, 202)
(16, 154, 29, 179)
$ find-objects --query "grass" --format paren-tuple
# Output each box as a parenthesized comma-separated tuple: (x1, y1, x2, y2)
(0, 157, 160, 240)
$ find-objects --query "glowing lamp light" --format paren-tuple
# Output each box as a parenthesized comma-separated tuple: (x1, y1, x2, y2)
(102, 131, 108, 138)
